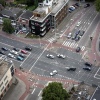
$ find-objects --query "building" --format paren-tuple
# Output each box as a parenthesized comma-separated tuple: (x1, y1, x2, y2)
(0, 55, 15, 100)
(29, 0, 69, 37)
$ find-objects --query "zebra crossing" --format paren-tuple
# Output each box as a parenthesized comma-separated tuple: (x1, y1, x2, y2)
(48, 37, 57, 43)
(62, 41, 85, 51)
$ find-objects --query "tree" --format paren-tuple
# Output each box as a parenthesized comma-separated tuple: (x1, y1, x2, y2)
(95, 0, 100, 12)
(2, 18, 15, 34)
(42, 82, 70, 100)
(0, 0, 6, 6)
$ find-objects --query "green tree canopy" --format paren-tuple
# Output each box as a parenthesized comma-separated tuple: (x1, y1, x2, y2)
(2, 18, 15, 34)
(42, 82, 70, 100)
(95, 0, 100, 12)
(0, 0, 6, 6)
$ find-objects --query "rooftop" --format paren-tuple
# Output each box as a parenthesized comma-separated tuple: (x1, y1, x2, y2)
(30, 0, 69, 22)
(0, 56, 12, 81)
(20, 10, 33, 19)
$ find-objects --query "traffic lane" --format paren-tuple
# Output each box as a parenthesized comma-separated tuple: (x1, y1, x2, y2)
(79, 12, 100, 46)
(57, 48, 82, 61)
(27, 88, 41, 100)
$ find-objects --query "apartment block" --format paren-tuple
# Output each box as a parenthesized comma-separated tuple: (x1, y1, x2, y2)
(0, 56, 15, 100)
(29, 0, 69, 37)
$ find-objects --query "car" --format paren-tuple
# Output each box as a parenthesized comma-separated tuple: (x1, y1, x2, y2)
(0, 50, 5, 55)
(79, 30, 85, 36)
(67, 33, 72, 39)
(69, 6, 75, 11)
(8, 53, 15, 58)
(83, 67, 91, 71)
(84, 3, 90, 8)
(13, 48, 19, 51)
(76, 21, 81, 27)
(72, 33, 77, 40)
(50, 70, 58, 76)
(68, 9, 72, 13)
(46, 54, 54, 59)
(21, 50, 27, 54)
(75, 30, 80, 35)
(76, 47, 81, 52)
(66, 67, 76, 71)
(74, 3, 79, 7)
(19, 53, 25, 58)
(17, 56, 24, 61)
(2, 47, 8, 51)
(25, 46, 32, 51)
(85, 62, 92, 67)
(75, 36, 80, 41)
(10, 50, 18, 55)
(57, 54, 65, 59)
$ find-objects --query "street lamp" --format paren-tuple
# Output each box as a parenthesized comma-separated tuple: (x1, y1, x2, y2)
(38, 35, 41, 47)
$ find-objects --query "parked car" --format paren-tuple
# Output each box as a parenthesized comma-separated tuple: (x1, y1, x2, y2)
(66, 67, 76, 71)
(83, 67, 91, 71)
(13, 48, 19, 51)
(8, 53, 15, 58)
(0, 50, 5, 55)
(21, 50, 27, 54)
(68, 9, 72, 13)
(46, 54, 54, 59)
(75, 30, 80, 35)
(10, 50, 18, 55)
(19, 53, 25, 58)
(2, 47, 8, 51)
(84, 3, 90, 8)
(79, 30, 85, 36)
(69, 6, 75, 11)
(85, 62, 92, 67)
(17, 56, 24, 61)
(25, 46, 32, 51)
(74, 3, 79, 7)
(57, 54, 65, 59)
(50, 70, 58, 76)
(76, 47, 81, 52)
(67, 33, 72, 39)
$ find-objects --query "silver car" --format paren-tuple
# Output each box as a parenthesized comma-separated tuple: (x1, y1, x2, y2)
(46, 54, 55, 59)
(50, 70, 58, 76)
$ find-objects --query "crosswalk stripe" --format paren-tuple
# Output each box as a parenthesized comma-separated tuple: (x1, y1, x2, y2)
(81, 46, 85, 51)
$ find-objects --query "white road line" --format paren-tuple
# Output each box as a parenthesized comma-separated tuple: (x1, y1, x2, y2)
(20, 52, 31, 66)
(31, 88, 36, 94)
(0, 41, 14, 47)
(38, 90, 42, 96)
(94, 67, 100, 79)
(29, 42, 51, 72)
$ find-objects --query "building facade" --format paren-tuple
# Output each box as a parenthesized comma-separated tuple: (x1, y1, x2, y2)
(0, 56, 15, 100)
(29, 0, 69, 37)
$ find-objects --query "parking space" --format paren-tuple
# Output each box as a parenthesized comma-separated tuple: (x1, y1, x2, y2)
(94, 67, 100, 79)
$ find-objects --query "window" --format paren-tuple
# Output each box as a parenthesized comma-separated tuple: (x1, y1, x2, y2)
(5, 80, 8, 86)
(1, 86, 4, 92)
(0, 82, 3, 87)
(4, 76, 7, 81)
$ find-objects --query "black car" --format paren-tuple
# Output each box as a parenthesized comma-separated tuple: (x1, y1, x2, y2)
(84, 3, 90, 8)
(75, 3, 79, 7)
(19, 53, 25, 58)
(2, 47, 8, 51)
(0, 50, 5, 55)
(75, 36, 80, 41)
(85, 62, 92, 67)
(72, 34, 77, 40)
(66, 67, 76, 71)
(83, 67, 91, 71)
(79, 31, 85, 36)
(76, 47, 81, 52)
(25, 46, 32, 51)
(13, 47, 19, 51)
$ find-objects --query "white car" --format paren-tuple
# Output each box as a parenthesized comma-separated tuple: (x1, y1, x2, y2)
(46, 54, 54, 59)
(57, 54, 65, 59)
(10, 50, 18, 55)
(67, 33, 72, 39)
(8, 53, 15, 58)
(76, 21, 81, 27)
(50, 70, 58, 76)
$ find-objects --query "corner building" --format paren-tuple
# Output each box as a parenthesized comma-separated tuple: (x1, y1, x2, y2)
(29, 0, 69, 37)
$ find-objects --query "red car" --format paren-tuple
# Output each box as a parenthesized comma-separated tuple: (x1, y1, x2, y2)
(21, 50, 27, 54)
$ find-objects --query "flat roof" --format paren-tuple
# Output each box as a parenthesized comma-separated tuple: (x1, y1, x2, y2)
(91, 87, 100, 100)
(30, 0, 69, 22)
(0, 56, 12, 81)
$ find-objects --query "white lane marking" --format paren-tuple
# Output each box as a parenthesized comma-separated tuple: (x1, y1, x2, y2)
(94, 67, 100, 79)
(38, 90, 42, 96)
(82, 50, 88, 59)
(90, 87, 98, 100)
(20, 52, 31, 66)
(31, 88, 36, 94)
(29, 42, 51, 72)
(81, 46, 85, 51)
(0, 41, 14, 47)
